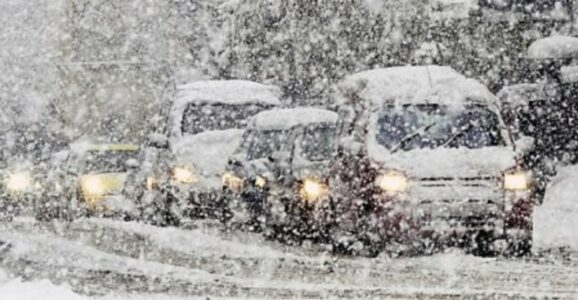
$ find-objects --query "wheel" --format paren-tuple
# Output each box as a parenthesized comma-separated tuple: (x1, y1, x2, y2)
(472, 231, 496, 257)
(506, 236, 532, 257)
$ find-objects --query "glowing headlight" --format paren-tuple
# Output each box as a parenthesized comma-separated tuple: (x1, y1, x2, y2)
(299, 179, 328, 202)
(504, 172, 530, 191)
(255, 176, 266, 188)
(6, 173, 32, 192)
(376, 172, 408, 193)
(145, 177, 159, 190)
(171, 167, 197, 184)
(81, 176, 105, 196)
(222, 172, 243, 192)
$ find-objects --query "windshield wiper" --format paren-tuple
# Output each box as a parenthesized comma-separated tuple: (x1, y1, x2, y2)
(390, 122, 436, 154)
(438, 123, 473, 149)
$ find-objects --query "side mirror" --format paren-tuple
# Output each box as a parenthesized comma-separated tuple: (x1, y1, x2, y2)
(147, 133, 169, 149)
(514, 135, 535, 153)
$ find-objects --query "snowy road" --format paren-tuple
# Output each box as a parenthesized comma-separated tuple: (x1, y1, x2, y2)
(0, 218, 577, 299)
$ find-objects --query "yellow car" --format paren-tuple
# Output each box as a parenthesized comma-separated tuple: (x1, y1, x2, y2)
(36, 143, 141, 221)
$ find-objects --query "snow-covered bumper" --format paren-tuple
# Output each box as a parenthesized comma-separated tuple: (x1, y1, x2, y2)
(338, 177, 533, 246)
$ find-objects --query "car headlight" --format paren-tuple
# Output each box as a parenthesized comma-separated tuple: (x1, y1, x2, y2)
(6, 172, 32, 193)
(81, 176, 105, 196)
(171, 167, 197, 184)
(222, 172, 243, 192)
(504, 172, 530, 191)
(145, 177, 159, 190)
(299, 178, 328, 203)
(255, 176, 266, 188)
(376, 172, 408, 193)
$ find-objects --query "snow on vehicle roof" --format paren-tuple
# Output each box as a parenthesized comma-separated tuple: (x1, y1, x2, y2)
(561, 65, 578, 83)
(429, 0, 478, 20)
(249, 107, 339, 130)
(497, 83, 559, 107)
(527, 36, 578, 60)
(70, 142, 139, 154)
(174, 80, 282, 108)
(337, 65, 496, 109)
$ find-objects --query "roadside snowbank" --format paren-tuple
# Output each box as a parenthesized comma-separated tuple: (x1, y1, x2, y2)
(533, 165, 578, 252)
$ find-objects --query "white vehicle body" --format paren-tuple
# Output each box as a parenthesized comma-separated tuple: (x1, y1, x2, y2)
(162, 80, 282, 214)
(333, 66, 534, 253)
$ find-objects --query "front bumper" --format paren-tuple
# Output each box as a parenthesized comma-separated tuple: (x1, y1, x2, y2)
(163, 183, 221, 219)
(366, 191, 533, 244)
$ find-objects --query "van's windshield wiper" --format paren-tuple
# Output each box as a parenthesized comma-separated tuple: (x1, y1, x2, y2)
(390, 122, 436, 154)
(437, 123, 473, 149)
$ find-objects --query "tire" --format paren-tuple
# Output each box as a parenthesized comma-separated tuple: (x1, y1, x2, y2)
(506, 236, 532, 257)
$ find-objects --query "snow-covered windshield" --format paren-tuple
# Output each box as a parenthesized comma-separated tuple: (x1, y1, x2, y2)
(83, 150, 138, 174)
(181, 103, 270, 135)
(243, 130, 288, 161)
(376, 105, 503, 151)
(300, 125, 336, 161)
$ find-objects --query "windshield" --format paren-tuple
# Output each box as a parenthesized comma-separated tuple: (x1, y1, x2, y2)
(83, 150, 138, 173)
(242, 129, 288, 161)
(376, 105, 503, 151)
(300, 125, 336, 161)
(181, 103, 270, 135)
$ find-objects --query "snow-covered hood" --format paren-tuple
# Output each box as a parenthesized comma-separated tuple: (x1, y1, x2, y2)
(171, 129, 244, 176)
(368, 144, 517, 178)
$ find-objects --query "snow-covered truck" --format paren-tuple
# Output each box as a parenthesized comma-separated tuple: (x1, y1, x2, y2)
(138, 80, 282, 225)
(326, 66, 538, 256)
(220, 107, 339, 241)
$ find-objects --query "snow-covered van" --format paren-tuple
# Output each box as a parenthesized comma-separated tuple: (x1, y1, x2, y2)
(142, 80, 281, 225)
(36, 143, 141, 220)
(328, 66, 538, 256)
(221, 107, 339, 240)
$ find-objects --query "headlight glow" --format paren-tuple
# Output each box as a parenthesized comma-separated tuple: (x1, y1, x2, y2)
(222, 172, 243, 192)
(255, 176, 266, 188)
(376, 172, 408, 193)
(299, 179, 328, 203)
(146, 177, 159, 190)
(171, 167, 197, 184)
(81, 176, 105, 196)
(504, 172, 530, 191)
(6, 173, 32, 192)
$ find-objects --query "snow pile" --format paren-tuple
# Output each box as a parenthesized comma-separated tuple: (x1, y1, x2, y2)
(249, 107, 339, 130)
(533, 165, 578, 252)
(175, 80, 282, 107)
(527, 36, 578, 60)
(0, 278, 87, 300)
(337, 65, 496, 109)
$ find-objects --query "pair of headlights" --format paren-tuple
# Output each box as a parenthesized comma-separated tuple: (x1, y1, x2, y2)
(375, 171, 531, 193)
(221, 172, 329, 203)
